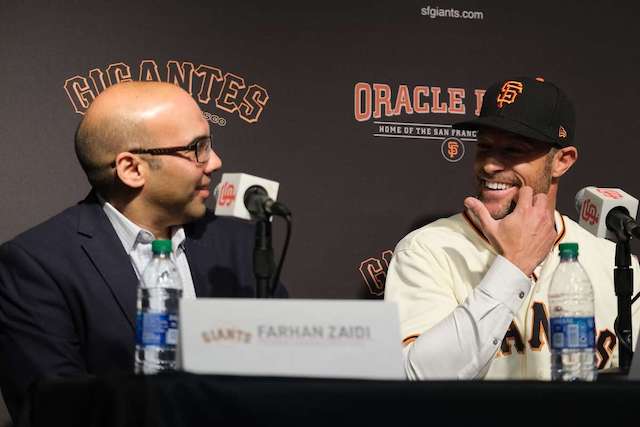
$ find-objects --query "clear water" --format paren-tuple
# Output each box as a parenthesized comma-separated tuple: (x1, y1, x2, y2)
(551, 348, 596, 381)
(134, 285, 182, 374)
(548, 258, 597, 382)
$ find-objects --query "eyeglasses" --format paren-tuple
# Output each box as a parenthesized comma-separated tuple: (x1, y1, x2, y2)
(111, 135, 213, 167)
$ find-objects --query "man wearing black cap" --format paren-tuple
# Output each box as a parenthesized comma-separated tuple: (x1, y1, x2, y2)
(384, 76, 640, 380)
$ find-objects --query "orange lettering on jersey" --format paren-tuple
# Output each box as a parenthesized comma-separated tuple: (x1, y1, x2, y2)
(528, 301, 550, 351)
(595, 329, 617, 369)
(496, 81, 524, 108)
(499, 321, 526, 356)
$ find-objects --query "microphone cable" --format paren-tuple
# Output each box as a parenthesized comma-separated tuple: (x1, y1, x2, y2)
(270, 212, 292, 297)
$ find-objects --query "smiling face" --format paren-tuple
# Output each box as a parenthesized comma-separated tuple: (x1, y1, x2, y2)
(141, 91, 222, 226)
(473, 128, 556, 220)
(82, 82, 225, 237)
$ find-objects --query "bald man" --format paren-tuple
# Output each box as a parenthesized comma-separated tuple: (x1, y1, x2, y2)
(0, 82, 287, 421)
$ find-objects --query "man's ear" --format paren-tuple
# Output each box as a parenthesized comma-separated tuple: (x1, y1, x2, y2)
(551, 146, 578, 178)
(114, 152, 146, 189)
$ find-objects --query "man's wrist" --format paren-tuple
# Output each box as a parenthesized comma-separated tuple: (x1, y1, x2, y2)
(480, 256, 532, 314)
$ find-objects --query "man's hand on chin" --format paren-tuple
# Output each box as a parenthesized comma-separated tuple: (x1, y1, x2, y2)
(464, 186, 557, 277)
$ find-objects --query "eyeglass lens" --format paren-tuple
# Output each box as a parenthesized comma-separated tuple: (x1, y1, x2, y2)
(196, 138, 212, 163)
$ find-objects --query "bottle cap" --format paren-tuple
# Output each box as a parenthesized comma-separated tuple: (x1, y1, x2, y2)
(558, 242, 578, 258)
(151, 239, 172, 254)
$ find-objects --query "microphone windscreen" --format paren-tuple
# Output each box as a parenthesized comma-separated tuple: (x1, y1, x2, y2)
(214, 173, 280, 220)
(575, 186, 639, 241)
(212, 182, 221, 201)
(574, 187, 588, 215)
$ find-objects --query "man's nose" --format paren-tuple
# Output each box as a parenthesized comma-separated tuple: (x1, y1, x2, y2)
(204, 149, 222, 174)
(478, 152, 506, 174)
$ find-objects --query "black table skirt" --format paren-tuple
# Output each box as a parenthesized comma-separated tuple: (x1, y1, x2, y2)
(23, 371, 640, 427)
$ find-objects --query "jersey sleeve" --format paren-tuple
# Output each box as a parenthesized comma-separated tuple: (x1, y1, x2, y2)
(385, 240, 531, 379)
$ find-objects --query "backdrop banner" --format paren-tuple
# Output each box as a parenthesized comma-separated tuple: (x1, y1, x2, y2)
(2, 1, 640, 302)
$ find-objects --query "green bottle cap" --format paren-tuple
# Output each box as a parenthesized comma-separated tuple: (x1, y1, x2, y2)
(558, 242, 578, 258)
(151, 239, 172, 254)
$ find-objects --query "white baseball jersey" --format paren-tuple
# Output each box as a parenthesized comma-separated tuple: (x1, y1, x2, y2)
(384, 211, 640, 380)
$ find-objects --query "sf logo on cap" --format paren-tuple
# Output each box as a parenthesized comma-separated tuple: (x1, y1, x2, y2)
(496, 81, 524, 108)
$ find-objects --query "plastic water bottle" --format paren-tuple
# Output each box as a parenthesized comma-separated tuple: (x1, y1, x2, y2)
(549, 242, 596, 381)
(134, 239, 183, 374)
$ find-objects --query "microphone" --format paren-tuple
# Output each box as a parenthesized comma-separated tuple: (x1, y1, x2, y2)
(574, 186, 640, 241)
(214, 173, 290, 220)
(213, 173, 293, 298)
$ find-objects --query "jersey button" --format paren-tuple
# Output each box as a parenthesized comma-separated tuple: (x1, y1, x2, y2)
(518, 291, 525, 299)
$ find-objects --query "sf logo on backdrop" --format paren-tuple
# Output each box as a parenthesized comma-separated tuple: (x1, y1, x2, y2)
(441, 137, 465, 162)
(352, 81, 486, 162)
(64, 59, 270, 126)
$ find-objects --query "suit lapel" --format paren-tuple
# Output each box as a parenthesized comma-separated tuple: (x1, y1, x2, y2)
(184, 233, 210, 298)
(77, 196, 138, 329)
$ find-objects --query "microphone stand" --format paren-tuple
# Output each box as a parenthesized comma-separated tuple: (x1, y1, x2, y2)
(253, 214, 274, 299)
(244, 185, 292, 298)
(613, 228, 634, 373)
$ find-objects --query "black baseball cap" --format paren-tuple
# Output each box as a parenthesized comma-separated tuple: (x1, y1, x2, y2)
(453, 76, 575, 147)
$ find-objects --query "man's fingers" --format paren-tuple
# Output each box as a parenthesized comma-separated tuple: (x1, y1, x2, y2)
(532, 192, 549, 211)
(464, 196, 495, 231)
(514, 186, 533, 212)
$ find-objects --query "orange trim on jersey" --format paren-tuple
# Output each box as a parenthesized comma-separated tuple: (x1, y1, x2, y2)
(552, 214, 566, 248)
(402, 335, 419, 345)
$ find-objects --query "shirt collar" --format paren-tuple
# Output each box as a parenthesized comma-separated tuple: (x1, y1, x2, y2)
(98, 195, 186, 255)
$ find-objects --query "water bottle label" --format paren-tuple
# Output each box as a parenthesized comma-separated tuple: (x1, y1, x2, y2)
(135, 313, 179, 347)
(550, 316, 595, 350)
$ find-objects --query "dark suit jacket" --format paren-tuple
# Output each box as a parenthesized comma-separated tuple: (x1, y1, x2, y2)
(0, 193, 287, 420)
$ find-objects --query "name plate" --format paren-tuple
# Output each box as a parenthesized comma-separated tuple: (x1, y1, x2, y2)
(179, 298, 405, 380)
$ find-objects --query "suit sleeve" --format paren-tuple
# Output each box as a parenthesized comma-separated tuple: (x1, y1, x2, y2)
(0, 241, 87, 414)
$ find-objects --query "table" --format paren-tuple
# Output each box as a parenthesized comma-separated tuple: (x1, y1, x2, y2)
(24, 371, 640, 427)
